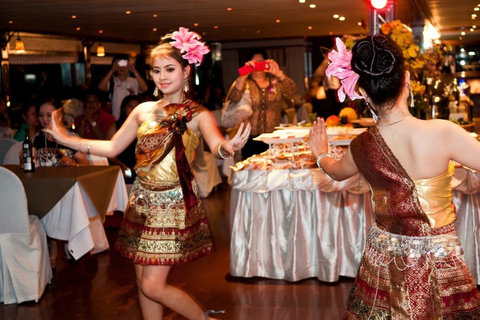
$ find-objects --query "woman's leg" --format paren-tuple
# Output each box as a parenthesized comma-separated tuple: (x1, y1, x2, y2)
(135, 264, 163, 320)
(136, 264, 217, 320)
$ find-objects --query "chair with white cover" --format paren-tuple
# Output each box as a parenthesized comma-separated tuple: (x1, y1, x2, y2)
(0, 166, 52, 304)
(3, 141, 22, 165)
(0, 139, 18, 164)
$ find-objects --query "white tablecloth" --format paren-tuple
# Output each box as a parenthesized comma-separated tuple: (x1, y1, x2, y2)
(41, 170, 128, 260)
(230, 167, 480, 283)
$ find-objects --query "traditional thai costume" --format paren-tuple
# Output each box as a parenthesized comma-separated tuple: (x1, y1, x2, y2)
(345, 126, 480, 319)
(115, 101, 214, 265)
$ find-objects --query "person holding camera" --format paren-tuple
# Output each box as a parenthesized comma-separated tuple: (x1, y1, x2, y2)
(98, 55, 148, 120)
(227, 48, 297, 159)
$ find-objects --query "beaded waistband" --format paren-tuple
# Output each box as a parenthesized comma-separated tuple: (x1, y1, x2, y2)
(368, 226, 463, 259)
(137, 177, 180, 191)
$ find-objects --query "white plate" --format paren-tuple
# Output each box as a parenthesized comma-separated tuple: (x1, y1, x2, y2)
(351, 118, 376, 127)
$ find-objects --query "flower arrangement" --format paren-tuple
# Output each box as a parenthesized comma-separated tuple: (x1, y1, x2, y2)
(170, 27, 210, 66)
(380, 20, 442, 116)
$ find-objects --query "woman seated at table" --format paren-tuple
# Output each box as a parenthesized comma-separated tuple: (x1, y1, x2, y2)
(33, 96, 88, 167)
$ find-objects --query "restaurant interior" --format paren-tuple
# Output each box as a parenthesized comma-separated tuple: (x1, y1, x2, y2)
(1, 0, 480, 319)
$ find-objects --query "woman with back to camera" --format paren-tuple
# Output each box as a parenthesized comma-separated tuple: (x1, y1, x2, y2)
(45, 27, 250, 320)
(228, 48, 297, 159)
(309, 35, 480, 318)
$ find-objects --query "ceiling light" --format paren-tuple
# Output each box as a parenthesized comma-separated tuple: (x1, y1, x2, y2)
(475, 7, 479, 11)
(308, 26, 312, 30)
(214, 25, 219, 29)
(227, 7, 233, 11)
(298, 0, 306, 3)
(276, 19, 281, 23)
(358, 22, 362, 26)
(8, 20, 13, 24)
(371, 0, 388, 9)
(339, 16, 345, 21)
(333, 14, 339, 19)
(309, 4, 316, 8)
(99, 30, 103, 34)
(461, 31, 466, 35)
(461, 48, 465, 52)
(153, 14, 158, 18)
(194, 23, 199, 27)
(468, 51, 476, 56)
(15, 34, 25, 53)
(125, 11, 131, 15)
(71, 15, 77, 19)
(76, 27, 81, 31)
(96, 44, 105, 57)
(153, 28, 157, 32)
(471, 28, 475, 32)
(473, 14, 478, 19)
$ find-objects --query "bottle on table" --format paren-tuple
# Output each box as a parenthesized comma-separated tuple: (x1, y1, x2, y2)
(22, 129, 35, 173)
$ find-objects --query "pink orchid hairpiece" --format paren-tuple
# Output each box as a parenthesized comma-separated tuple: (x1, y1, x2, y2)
(325, 38, 363, 102)
(171, 27, 210, 66)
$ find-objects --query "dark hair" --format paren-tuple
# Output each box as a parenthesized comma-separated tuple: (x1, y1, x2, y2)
(151, 35, 189, 68)
(246, 48, 268, 62)
(117, 95, 140, 126)
(351, 34, 405, 108)
(82, 88, 104, 104)
(21, 95, 40, 115)
(36, 95, 62, 114)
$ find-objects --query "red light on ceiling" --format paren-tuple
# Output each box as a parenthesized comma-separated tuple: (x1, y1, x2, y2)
(371, 0, 387, 9)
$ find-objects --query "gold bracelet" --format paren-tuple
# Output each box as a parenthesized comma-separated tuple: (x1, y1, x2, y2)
(217, 141, 232, 159)
(316, 153, 333, 174)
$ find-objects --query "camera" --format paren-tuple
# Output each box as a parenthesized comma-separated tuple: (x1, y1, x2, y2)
(118, 59, 128, 67)
(124, 168, 132, 178)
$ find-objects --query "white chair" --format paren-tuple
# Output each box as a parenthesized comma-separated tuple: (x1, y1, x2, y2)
(86, 154, 109, 166)
(192, 138, 222, 198)
(0, 139, 18, 164)
(0, 166, 52, 304)
(3, 141, 22, 165)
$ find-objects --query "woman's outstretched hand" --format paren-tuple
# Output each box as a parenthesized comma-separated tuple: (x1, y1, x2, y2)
(308, 117, 329, 158)
(42, 108, 69, 144)
(224, 122, 251, 156)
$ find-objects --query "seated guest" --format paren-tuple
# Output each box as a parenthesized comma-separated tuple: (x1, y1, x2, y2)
(74, 89, 116, 140)
(33, 96, 88, 166)
(14, 96, 40, 141)
(108, 95, 140, 183)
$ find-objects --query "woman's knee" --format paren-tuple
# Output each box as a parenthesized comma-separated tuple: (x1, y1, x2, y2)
(140, 278, 166, 301)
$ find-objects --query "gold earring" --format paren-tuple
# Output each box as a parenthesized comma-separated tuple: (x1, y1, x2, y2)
(408, 85, 414, 108)
(183, 78, 189, 92)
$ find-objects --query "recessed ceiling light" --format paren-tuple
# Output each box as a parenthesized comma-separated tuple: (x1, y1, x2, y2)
(472, 14, 477, 19)
(473, 25, 477, 28)
(329, 32, 333, 35)
(275, 19, 281, 23)
(308, 26, 313, 30)
(194, 23, 199, 27)
(358, 22, 362, 26)
(471, 28, 475, 32)
(153, 28, 157, 32)
(8, 20, 13, 24)
(98, 30, 104, 34)
(333, 14, 339, 19)
(227, 7, 233, 11)
(153, 14, 157, 18)
(71, 15, 77, 19)
(299, 0, 306, 3)
(257, 30, 261, 34)
(339, 16, 345, 21)
(461, 31, 466, 35)
(475, 7, 480, 11)
(125, 11, 131, 15)
(76, 27, 81, 31)
(214, 25, 219, 29)
(309, 4, 316, 8)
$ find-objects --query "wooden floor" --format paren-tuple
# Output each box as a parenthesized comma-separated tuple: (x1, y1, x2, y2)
(0, 181, 354, 320)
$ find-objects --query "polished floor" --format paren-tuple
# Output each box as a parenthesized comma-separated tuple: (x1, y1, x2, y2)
(0, 181, 354, 320)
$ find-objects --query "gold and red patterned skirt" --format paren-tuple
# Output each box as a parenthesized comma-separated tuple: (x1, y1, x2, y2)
(345, 224, 480, 319)
(115, 177, 214, 265)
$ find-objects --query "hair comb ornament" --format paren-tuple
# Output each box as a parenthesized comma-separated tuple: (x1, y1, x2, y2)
(170, 27, 210, 66)
(325, 38, 363, 102)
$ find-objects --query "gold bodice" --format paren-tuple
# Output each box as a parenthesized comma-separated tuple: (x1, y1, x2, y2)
(413, 164, 455, 228)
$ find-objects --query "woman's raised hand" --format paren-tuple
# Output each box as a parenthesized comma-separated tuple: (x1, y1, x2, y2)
(308, 117, 329, 158)
(224, 122, 251, 156)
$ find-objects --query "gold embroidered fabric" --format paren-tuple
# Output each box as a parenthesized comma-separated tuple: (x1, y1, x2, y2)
(115, 102, 214, 265)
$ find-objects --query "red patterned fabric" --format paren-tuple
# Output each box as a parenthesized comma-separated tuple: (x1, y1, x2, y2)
(345, 126, 480, 319)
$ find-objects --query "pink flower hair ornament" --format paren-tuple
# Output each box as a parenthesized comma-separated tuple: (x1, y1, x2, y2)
(325, 38, 363, 102)
(171, 27, 210, 66)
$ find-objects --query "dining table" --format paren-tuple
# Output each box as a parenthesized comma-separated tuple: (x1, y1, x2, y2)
(1, 165, 128, 260)
(229, 165, 480, 284)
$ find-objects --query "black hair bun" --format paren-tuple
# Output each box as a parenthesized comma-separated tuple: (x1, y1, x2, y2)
(352, 35, 396, 78)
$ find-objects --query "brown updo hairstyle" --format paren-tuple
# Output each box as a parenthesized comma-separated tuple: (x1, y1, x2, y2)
(351, 34, 405, 109)
(150, 35, 189, 69)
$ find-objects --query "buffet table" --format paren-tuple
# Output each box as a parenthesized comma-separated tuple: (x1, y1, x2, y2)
(229, 166, 480, 284)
